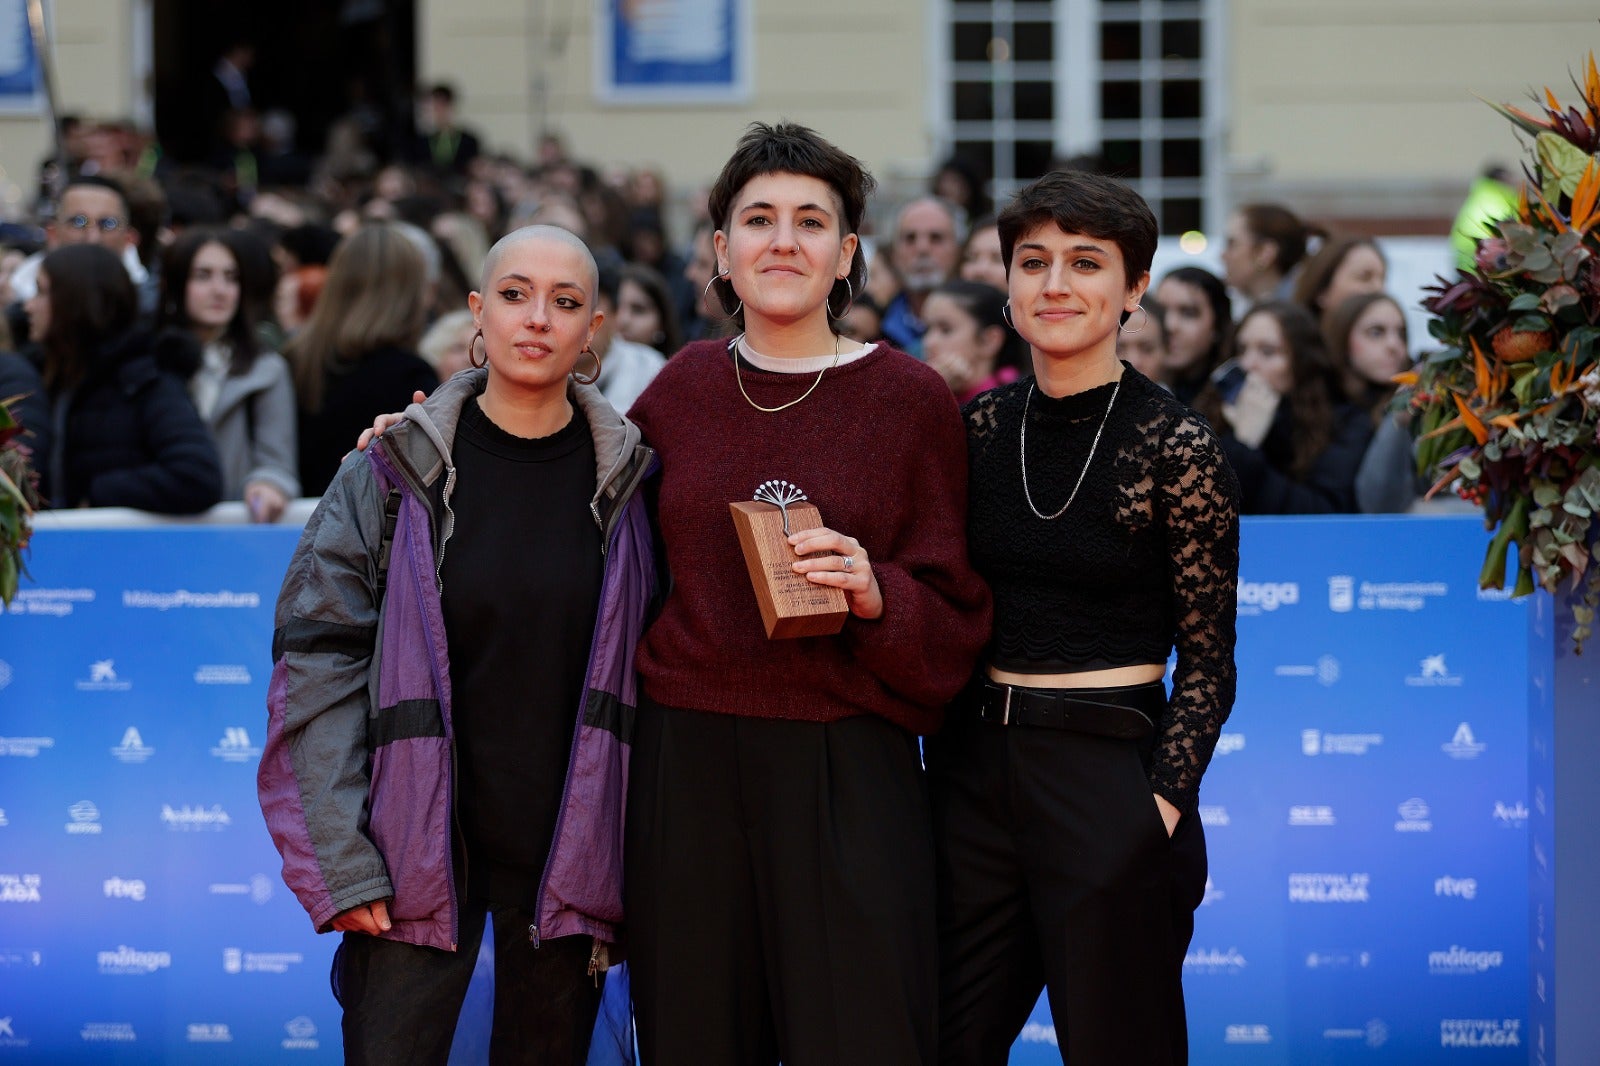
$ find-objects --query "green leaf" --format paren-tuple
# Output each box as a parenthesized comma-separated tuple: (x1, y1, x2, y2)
(1458, 457, 1482, 480)
(1508, 292, 1543, 311)
(1534, 483, 1563, 507)
(1537, 131, 1592, 198)
(0, 550, 14, 609)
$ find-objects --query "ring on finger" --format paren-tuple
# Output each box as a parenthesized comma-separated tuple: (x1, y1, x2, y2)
(841, 554, 855, 572)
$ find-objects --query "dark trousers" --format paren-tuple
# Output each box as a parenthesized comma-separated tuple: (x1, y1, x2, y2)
(334, 899, 603, 1066)
(926, 710, 1206, 1066)
(625, 700, 938, 1066)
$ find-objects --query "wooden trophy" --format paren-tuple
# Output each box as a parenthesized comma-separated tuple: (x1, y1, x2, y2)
(729, 480, 850, 639)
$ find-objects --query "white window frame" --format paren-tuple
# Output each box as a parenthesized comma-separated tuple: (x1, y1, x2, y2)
(931, 0, 1227, 234)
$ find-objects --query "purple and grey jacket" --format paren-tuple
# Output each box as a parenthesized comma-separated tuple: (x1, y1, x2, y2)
(257, 369, 656, 954)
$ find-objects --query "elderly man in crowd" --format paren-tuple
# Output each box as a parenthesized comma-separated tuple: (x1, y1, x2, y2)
(881, 196, 963, 356)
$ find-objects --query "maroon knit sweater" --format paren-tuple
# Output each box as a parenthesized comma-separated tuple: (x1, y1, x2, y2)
(629, 339, 992, 735)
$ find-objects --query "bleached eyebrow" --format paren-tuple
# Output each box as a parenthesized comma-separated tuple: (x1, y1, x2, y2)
(496, 273, 585, 292)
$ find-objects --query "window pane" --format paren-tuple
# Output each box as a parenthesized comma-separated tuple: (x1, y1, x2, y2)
(1014, 81, 1054, 122)
(954, 82, 995, 123)
(1160, 19, 1202, 60)
(1161, 80, 1202, 119)
(1162, 197, 1203, 235)
(1100, 21, 1140, 61)
(1161, 138, 1202, 178)
(954, 140, 994, 185)
(1101, 81, 1141, 121)
(1015, 140, 1055, 181)
(953, 23, 994, 63)
(1014, 22, 1053, 62)
(1103, 138, 1143, 177)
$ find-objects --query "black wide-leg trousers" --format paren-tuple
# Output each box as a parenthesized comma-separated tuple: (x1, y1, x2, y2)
(334, 899, 603, 1066)
(926, 712, 1206, 1066)
(625, 698, 938, 1066)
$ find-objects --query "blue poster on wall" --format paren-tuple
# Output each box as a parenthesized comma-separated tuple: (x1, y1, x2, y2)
(593, 0, 751, 104)
(0, 0, 44, 113)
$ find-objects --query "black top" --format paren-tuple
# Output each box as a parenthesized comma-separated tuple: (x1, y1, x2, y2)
(297, 344, 438, 497)
(1221, 401, 1373, 514)
(38, 330, 222, 514)
(964, 366, 1241, 808)
(440, 398, 603, 906)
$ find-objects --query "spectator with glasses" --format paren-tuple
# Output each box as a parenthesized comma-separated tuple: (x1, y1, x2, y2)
(7, 175, 158, 330)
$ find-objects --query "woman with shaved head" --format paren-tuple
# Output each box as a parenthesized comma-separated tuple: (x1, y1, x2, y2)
(259, 225, 657, 1064)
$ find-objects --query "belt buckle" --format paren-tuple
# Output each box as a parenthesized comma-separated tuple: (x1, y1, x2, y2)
(1000, 685, 1012, 726)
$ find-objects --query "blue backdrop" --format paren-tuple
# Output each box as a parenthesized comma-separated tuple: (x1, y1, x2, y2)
(0, 516, 1535, 1062)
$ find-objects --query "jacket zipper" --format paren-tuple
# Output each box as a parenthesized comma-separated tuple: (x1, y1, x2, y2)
(529, 448, 649, 946)
(433, 463, 468, 931)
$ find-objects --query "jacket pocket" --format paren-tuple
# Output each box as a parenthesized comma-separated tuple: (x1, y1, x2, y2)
(368, 734, 453, 923)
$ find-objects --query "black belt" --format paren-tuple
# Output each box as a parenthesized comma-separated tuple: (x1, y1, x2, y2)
(969, 677, 1159, 741)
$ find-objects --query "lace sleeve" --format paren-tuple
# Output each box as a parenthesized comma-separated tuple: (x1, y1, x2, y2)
(1151, 413, 1240, 810)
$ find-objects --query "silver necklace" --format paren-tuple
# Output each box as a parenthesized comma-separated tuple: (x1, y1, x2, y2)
(731, 333, 841, 413)
(1019, 377, 1121, 520)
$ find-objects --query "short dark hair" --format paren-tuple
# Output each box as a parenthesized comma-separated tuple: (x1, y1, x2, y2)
(429, 83, 457, 105)
(38, 243, 138, 391)
(1237, 203, 1312, 275)
(705, 121, 876, 326)
(57, 174, 131, 219)
(996, 170, 1157, 286)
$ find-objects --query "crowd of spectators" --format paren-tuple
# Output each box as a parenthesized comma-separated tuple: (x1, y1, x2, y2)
(1, 89, 1442, 519)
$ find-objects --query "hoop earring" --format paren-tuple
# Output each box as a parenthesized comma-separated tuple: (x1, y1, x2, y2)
(702, 271, 743, 319)
(827, 276, 855, 320)
(469, 329, 487, 368)
(571, 345, 603, 386)
(1120, 305, 1149, 335)
(1001, 302, 1015, 330)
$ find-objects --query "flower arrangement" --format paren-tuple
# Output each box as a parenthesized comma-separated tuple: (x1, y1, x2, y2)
(1405, 52, 1600, 651)
(0, 392, 37, 608)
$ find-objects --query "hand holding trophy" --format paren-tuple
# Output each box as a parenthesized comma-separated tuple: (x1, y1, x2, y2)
(729, 480, 852, 638)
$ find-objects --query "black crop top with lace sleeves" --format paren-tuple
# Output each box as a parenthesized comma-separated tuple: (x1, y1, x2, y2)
(964, 366, 1241, 809)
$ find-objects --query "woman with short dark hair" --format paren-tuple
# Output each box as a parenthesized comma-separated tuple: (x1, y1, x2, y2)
(932, 169, 1239, 1065)
(624, 121, 991, 1066)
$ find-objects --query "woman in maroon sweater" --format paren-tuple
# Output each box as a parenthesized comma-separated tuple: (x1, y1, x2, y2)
(624, 123, 991, 1066)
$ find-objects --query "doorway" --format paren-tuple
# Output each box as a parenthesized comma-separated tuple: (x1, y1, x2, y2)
(151, 0, 417, 166)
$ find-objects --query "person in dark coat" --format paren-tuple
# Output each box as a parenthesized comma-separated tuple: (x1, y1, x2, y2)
(1193, 300, 1370, 514)
(283, 223, 437, 496)
(0, 350, 49, 475)
(23, 244, 221, 513)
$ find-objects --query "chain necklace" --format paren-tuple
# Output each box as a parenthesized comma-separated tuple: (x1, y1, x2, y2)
(1019, 376, 1121, 520)
(732, 332, 841, 413)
